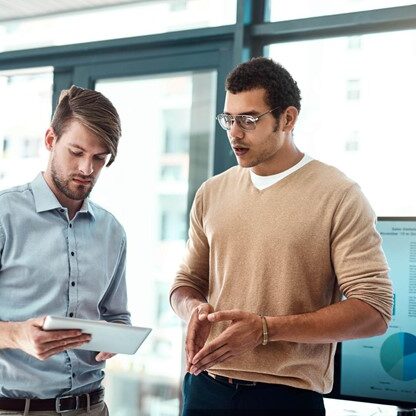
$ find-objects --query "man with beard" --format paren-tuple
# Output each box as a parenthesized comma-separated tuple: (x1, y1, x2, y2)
(0, 86, 129, 415)
(170, 57, 393, 416)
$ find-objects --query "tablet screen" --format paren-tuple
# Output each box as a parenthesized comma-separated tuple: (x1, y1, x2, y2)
(43, 316, 152, 355)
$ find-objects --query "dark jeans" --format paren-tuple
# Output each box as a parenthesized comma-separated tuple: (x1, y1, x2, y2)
(182, 372, 326, 416)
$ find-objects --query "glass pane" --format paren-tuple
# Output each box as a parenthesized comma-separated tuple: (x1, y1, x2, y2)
(0, 0, 237, 52)
(0, 67, 53, 189)
(268, 29, 416, 216)
(268, 0, 415, 22)
(94, 70, 216, 416)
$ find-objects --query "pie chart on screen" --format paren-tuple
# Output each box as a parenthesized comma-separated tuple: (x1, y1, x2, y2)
(380, 332, 416, 381)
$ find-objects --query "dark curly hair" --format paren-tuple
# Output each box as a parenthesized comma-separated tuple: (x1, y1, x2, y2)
(225, 57, 301, 121)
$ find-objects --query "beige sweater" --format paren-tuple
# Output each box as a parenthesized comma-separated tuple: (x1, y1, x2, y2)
(170, 160, 392, 394)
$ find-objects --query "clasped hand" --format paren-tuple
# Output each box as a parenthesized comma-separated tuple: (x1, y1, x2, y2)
(186, 309, 263, 375)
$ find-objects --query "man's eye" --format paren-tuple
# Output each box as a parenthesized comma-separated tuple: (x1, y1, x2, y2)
(94, 155, 107, 161)
(241, 116, 255, 124)
(69, 149, 82, 157)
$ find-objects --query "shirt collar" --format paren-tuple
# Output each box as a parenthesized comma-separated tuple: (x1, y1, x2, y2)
(30, 173, 95, 220)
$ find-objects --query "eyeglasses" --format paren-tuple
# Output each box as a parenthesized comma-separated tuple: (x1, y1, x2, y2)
(216, 107, 279, 132)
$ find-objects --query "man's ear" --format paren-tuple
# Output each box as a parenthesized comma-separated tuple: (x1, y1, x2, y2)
(45, 127, 56, 151)
(282, 106, 298, 132)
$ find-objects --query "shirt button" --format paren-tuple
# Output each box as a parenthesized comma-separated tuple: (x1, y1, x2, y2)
(60, 209, 64, 213)
(71, 282, 75, 287)
(71, 252, 75, 256)
(72, 373, 76, 378)
(69, 313, 74, 317)
(69, 224, 72, 228)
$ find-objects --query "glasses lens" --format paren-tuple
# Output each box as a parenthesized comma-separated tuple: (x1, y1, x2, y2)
(217, 114, 232, 130)
(237, 115, 256, 131)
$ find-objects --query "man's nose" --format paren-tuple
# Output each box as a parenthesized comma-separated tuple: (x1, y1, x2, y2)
(228, 119, 244, 139)
(78, 157, 94, 176)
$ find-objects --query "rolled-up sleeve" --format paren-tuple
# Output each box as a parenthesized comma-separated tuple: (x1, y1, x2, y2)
(331, 184, 393, 324)
(170, 185, 210, 304)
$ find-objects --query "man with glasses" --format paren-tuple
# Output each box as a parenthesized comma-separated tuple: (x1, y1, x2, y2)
(170, 57, 392, 415)
(0, 86, 130, 415)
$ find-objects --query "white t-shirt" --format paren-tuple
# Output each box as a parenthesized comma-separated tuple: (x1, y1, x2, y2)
(250, 154, 314, 190)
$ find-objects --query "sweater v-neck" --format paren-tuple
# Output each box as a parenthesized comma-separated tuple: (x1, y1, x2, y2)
(244, 160, 316, 194)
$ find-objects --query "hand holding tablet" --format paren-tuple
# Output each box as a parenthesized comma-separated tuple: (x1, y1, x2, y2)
(43, 316, 151, 355)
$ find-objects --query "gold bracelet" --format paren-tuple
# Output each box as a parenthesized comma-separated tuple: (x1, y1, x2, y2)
(260, 315, 268, 346)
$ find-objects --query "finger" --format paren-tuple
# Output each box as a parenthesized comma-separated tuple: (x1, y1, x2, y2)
(187, 336, 210, 366)
(186, 346, 197, 371)
(191, 349, 232, 375)
(185, 325, 199, 362)
(39, 329, 85, 342)
(197, 303, 212, 320)
(95, 352, 115, 361)
(37, 339, 91, 360)
(192, 332, 229, 365)
(42, 334, 91, 352)
(192, 338, 226, 367)
(32, 316, 47, 328)
(207, 310, 240, 323)
(185, 336, 196, 358)
(199, 351, 233, 375)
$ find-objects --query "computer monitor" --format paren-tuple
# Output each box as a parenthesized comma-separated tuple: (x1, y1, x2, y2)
(327, 217, 416, 412)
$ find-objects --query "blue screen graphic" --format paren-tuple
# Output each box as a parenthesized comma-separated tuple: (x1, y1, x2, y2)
(340, 219, 416, 404)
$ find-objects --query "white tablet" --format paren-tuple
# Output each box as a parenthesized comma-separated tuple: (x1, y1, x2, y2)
(43, 316, 151, 355)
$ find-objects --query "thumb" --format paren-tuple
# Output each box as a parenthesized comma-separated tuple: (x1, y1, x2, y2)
(197, 303, 212, 320)
(32, 316, 47, 328)
(207, 310, 239, 323)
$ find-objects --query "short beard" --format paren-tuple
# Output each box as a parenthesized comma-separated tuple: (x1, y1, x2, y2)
(51, 164, 94, 201)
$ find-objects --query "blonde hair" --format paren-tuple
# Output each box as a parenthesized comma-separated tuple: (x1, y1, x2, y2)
(51, 85, 121, 166)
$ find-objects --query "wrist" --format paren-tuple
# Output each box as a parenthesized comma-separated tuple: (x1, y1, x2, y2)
(0, 321, 19, 349)
(9, 321, 22, 349)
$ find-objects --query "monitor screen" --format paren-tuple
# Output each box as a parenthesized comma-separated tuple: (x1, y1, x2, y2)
(328, 217, 416, 409)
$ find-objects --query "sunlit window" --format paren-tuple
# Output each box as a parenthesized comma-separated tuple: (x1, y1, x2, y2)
(0, 67, 52, 188)
(94, 70, 216, 415)
(268, 0, 415, 22)
(0, 0, 237, 52)
(269, 29, 416, 216)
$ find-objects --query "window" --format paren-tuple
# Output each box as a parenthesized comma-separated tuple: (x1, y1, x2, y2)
(269, 29, 416, 216)
(347, 79, 361, 100)
(93, 70, 216, 415)
(0, 0, 237, 52)
(268, 0, 415, 22)
(0, 67, 52, 189)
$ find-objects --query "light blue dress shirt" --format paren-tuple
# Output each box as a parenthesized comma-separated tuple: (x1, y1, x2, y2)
(0, 173, 130, 398)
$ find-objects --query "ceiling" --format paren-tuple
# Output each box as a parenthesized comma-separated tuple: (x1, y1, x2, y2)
(0, 0, 150, 22)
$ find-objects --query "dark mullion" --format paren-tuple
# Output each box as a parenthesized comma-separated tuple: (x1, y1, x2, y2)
(233, 0, 248, 65)
(246, 0, 266, 59)
(234, 0, 268, 63)
(52, 68, 73, 110)
(0, 25, 236, 70)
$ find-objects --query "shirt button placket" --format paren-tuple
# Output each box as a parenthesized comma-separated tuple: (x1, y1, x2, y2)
(68, 221, 77, 319)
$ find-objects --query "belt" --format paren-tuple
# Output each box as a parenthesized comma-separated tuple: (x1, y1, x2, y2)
(206, 371, 257, 387)
(0, 388, 104, 413)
